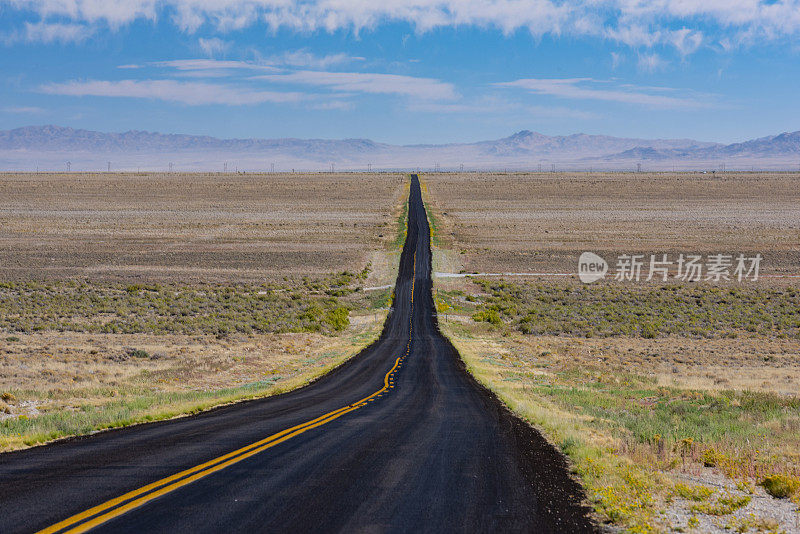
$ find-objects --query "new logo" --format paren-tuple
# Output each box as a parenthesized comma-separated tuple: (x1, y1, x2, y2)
(578, 252, 608, 283)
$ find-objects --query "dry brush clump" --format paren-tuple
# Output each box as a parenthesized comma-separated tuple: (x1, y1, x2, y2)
(471, 279, 800, 340)
(0, 269, 377, 337)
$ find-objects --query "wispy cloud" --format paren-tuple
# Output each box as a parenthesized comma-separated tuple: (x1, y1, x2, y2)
(5, 1, 800, 53)
(125, 52, 362, 75)
(2, 106, 45, 113)
(149, 59, 278, 72)
(637, 53, 667, 73)
(39, 79, 303, 105)
(198, 37, 231, 57)
(496, 78, 710, 108)
(407, 99, 599, 120)
(2, 21, 93, 44)
(267, 50, 362, 69)
(254, 70, 457, 100)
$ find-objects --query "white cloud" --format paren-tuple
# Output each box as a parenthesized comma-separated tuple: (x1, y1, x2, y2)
(610, 51, 623, 69)
(670, 28, 704, 56)
(268, 50, 362, 69)
(136, 53, 360, 75)
(39, 79, 303, 105)
(2, 21, 93, 44)
(254, 70, 457, 100)
(5, 1, 800, 53)
(637, 52, 667, 72)
(198, 37, 231, 56)
(496, 78, 709, 108)
(151, 59, 277, 72)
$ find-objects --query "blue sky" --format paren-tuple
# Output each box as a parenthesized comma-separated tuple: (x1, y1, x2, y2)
(1, 1, 799, 144)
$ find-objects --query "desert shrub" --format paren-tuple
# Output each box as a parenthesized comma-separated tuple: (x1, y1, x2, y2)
(470, 279, 800, 339)
(673, 483, 714, 502)
(323, 307, 350, 332)
(760, 474, 800, 499)
(473, 309, 502, 326)
(0, 273, 368, 337)
(691, 494, 751, 516)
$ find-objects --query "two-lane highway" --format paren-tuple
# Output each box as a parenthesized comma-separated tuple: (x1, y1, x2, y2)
(0, 175, 595, 533)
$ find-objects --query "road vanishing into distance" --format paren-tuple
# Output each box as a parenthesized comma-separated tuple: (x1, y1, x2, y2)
(0, 175, 595, 533)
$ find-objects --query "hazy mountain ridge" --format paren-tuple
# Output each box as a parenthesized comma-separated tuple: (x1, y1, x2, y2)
(1, 125, 797, 171)
(607, 131, 800, 161)
(480, 130, 719, 157)
(0, 125, 388, 157)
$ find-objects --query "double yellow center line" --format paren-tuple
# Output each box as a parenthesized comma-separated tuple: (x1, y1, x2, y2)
(38, 251, 417, 534)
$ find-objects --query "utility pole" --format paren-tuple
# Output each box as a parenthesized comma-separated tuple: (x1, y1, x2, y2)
(107, 161, 111, 173)
(66, 161, 70, 172)
(330, 163, 335, 173)
(368, 163, 372, 172)
(538, 163, 542, 173)
(224, 162, 227, 173)
(169, 162, 173, 173)
(551, 163, 556, 173)
(459, 163, 464, 172)
(637, 162, 642, 173)
(270, 163, 275, 173)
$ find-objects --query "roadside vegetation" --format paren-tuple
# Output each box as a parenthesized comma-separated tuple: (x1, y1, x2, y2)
(0, 269, 378, 337)
(0, 269, 396, 451)
(471, 279, 800, 339)
(0, 325, 383, 451)
(440, 278, 800, 532)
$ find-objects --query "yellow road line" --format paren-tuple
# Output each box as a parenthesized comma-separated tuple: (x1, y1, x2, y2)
(38, 251, 419, 534)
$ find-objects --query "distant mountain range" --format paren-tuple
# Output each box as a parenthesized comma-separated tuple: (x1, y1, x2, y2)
(1, 125, 797, 171)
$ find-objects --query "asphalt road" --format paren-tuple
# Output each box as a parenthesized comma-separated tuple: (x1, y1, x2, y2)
(0, 175, 595, 533)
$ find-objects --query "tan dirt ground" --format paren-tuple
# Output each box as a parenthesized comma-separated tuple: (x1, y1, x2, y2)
(424, 172, 800, 278)
(0, 172, 407, 283)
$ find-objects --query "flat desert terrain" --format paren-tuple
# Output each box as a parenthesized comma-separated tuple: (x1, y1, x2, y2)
(425, 172, 800, 277)
(0, 172, 407, 283)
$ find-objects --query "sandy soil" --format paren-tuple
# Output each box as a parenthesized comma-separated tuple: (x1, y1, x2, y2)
(424, 172, 800, 278)
(0, 172, 407, 283)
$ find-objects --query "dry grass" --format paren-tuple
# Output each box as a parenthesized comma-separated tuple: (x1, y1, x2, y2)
(0, 315, 386, 451)
(443, 323, 800, 532)
(425, 172, 800, 532)
(0, 172, 407, 283)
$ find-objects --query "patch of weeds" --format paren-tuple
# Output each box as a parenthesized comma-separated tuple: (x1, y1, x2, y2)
(673, 483, 715, 502)
(759, 474, 800, 499)
(0, 273, 371, 336)
(127, 348, 150, 359)
(690, 493, 751, 516)
(725, 514, 783, 533)
(471, 279, 800, 339)
(472, 309, 502, 326)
